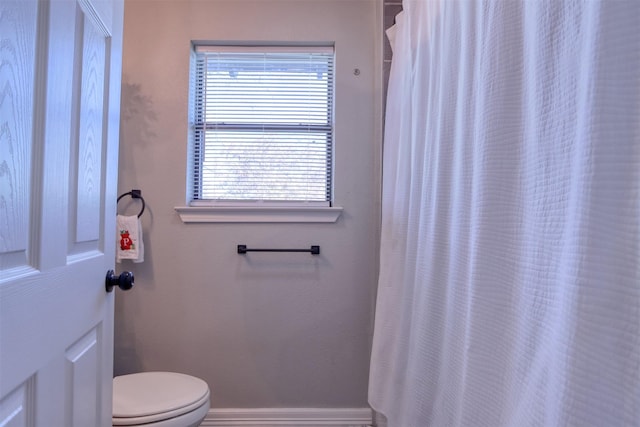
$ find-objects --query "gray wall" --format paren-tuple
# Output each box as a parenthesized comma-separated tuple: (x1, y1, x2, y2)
(115, 0, 382, 409)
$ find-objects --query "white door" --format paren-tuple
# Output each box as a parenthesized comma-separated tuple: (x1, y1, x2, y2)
(0, 0, 123, 426)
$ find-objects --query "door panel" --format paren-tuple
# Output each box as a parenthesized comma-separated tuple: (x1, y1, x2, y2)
(0, 377, 35, 426)
(0, 0, 38, 276)
(65, 327, 101, 426)
(74, 2, 107, 246)
(0, 0, 123, 426)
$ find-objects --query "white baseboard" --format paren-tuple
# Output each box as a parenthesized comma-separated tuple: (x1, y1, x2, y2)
(200, 407, 373, 427)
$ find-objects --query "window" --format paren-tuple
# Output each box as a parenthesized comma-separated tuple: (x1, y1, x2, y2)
(189, 44, 335, 206)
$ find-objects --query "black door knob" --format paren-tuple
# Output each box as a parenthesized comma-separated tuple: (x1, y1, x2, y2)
(105, 270, 134, 292)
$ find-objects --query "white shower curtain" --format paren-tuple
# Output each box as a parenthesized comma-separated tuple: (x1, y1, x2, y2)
(369, 1, 639, 426)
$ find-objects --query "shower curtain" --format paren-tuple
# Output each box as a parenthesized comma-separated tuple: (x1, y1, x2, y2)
(369, 1, 639, 426)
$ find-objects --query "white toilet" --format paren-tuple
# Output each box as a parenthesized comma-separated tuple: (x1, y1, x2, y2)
(112, 372, 210, 427)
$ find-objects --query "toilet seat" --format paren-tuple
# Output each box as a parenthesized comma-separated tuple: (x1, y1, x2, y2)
(113, 372, 210, 426)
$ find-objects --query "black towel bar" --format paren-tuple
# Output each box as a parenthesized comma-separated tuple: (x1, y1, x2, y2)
(117, 189, 146, 218)
(237, 245, 320, 255)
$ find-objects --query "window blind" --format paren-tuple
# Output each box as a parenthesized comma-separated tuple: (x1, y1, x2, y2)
(191, 45, 334, 203)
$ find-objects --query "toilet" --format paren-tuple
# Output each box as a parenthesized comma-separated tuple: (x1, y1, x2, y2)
(112, 372, 210, 427)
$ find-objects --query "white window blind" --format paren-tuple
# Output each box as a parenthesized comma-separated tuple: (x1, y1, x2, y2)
(190, 45, 334, 204)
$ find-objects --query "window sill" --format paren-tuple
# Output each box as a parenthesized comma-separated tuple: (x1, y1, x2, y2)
(174, 205, 343, 223)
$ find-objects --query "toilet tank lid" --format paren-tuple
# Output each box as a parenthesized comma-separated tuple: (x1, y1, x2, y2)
(113, 371, 210, 418)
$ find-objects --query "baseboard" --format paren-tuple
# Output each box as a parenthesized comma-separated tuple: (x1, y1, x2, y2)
(200, 407, 373, 427)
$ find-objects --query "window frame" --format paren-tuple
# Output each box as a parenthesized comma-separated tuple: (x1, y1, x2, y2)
(177, 42, 343, 223)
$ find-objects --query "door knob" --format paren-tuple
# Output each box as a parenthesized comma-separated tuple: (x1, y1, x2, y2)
(105, 270, 134, 292)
